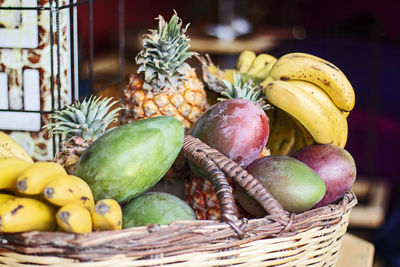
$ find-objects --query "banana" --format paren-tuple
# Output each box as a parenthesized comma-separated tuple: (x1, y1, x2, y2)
(288, 80, 348, 148)
(264, 80, 335, 145)
(0, 157, 33, 190)
(43, 175, 95, 212)
(92, 199, 122, 231)
(0, 193, 15, 206)
(16, 162, 67, 195)
(261, 52, 355, 111)
(266, 108, 296, 155)
(289, 115, 315, 153)
(0, 131, 33, 163)
(236, 50, 256, 73)
(253, 60, 277, 79)
(247, 53, 277, 76)
(56, 202, 92, 233)
(0, 197, 56, 232)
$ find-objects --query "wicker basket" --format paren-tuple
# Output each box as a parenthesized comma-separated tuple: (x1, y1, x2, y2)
(0, 135, 357, 266)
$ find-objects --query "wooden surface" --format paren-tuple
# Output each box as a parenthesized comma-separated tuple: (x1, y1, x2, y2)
(349, 178, 390, 228)
(337, 233, 375, 267)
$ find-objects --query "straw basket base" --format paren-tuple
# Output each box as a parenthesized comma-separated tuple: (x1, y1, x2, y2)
(0, 192, 356, 267)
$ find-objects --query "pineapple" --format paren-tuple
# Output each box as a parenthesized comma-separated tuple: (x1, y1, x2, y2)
(120, 13, 208, 181)
(43, 96, 122, 174)
(120, 12, 208, 131)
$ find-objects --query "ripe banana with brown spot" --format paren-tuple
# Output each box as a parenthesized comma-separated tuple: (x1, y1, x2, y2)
(288, 80, 348, 148)
(266, 108, 296, 155)
(247, 53, 277, 76)
(0, 131, 33, 163)
(261, 52, 355, 111)
(0, 197, 56, 232)
(16, 161, 67, 195)
(0, 157, 33, 190)
(56, 202, 92, 233)
(92, 199, 122, 231)
(236, 50, 256, 73)
(264, 80, 335, 145)
(43, 175, 95, 212)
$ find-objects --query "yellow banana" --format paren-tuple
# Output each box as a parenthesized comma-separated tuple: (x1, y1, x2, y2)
(0, 193, 15, 206)
(0, 197, 56, 232)
(288, 80, 348, 148)
(56, 202, 92, 233)
(43, 175, 95, 212)
(289, 115, 315, 153)
(266, 108, 296, 155)
(16, 161, 67, 195)
(261, 52, 355, 111)
(0, 157, 33, 190)
(253, 60, 277, 79)
(0, 131, 33, 163)
(236, 50, 256, 73)
(247, 53, 277, 76)
(264, 80, 335, 145)
(92, 199, 122, 231)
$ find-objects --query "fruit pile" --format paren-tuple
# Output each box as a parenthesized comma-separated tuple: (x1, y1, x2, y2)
(0, 12, 358, 234)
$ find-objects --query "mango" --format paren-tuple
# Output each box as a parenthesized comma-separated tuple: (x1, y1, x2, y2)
(75, 117, 184, 203)
(236, 155, 326, 214)
(291, 144, 356, 208)
(122, 192, 197, 228)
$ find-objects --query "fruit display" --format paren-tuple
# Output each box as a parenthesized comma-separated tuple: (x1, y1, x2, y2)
(43, 96, 122, 175)
(122, 192, 197, 228)
(236, 155, 326, 214)
(75, 116, 184, 202)
(292, 144, 356, 208)
(0, 10, 358, 246)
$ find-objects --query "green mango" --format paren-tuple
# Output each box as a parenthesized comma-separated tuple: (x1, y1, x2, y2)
(122, 192, 197, 228)
(236, 155, 326, 214)
(75, 116, 184, 203)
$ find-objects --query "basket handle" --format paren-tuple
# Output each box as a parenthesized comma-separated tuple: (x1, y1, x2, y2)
(182, 135, 289, 221)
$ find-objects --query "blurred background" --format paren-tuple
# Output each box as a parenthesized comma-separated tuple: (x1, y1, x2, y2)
(1, 0, 399, 265)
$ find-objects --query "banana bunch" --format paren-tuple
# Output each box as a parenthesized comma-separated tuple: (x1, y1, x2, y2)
(0, 131, 33, 163)
(198, 51, 277, 94)
(260, 52, 355, 151)
(0, 146, 122, 233)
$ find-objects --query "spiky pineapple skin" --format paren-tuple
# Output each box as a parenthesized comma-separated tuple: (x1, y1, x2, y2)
(120, 68, 208, 132)
(53, 137, 92, 175)
(185, 173, 248, 220)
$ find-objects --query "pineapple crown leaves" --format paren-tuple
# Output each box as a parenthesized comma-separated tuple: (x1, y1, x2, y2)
(43, 95, 123, 142)
(219, 73, 271, 110)
(135, 11, 196, 90)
